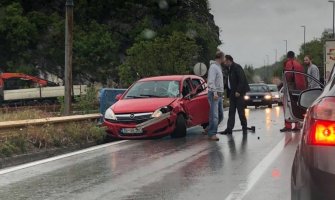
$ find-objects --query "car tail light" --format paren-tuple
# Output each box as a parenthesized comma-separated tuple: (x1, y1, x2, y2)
(307, 97, 335, 146)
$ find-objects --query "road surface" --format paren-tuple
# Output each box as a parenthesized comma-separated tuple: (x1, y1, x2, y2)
(0, 106, 299, 200)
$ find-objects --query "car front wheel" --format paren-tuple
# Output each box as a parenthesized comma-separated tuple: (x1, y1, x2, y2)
(171, 114, 187, 138)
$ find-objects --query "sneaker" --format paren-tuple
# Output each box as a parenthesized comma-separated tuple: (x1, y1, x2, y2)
(280, 127, 291, 132)
(220, 129, 232, 135)
(208, 135, 219, 141)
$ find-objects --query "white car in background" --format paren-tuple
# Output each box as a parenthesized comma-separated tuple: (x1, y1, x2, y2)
(267, 84, 281, 105)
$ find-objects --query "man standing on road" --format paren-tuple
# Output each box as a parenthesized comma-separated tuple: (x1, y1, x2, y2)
(221, 55, 250, 135)
(304, 55, 320, 88)
(207, 51, 225, 141)
(280, 51, 306, 132)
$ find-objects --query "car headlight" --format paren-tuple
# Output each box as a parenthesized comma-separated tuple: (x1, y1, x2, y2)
(104, 108, 117, 120)
(244, 95, 250, 100)
(274, 94, 279, 98)
(151, 106, 172, 118)
(264, 95, 272, 100)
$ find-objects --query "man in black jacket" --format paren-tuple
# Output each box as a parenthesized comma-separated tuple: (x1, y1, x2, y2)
(221, 55, 250, 135)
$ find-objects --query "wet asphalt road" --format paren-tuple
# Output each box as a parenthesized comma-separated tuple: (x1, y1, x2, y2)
(0, 106, 299, 200)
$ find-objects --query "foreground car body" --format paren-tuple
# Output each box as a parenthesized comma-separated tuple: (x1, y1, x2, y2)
(103, 75, 209, 139)
(244, 83, 272, 108)
(285, 71, 335, 200)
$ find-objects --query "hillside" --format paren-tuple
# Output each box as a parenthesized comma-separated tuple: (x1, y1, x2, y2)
(0, 0, 220, 86)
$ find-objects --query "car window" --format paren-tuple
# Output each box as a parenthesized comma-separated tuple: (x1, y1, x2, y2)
(191, 78, 204, 93)
(268, 85, 278, 92)
(124, 80, 180, 98)
(182, 79, 193, 97)
(249, 85, 270, 92)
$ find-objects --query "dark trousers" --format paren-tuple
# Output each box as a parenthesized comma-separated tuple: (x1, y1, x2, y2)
(227, 95, 247, 131)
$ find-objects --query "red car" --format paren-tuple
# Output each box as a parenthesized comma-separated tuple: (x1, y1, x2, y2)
(103, 75, 210, 139)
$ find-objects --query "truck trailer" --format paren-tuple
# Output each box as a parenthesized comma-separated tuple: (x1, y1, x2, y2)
(0, 73, 86, 106)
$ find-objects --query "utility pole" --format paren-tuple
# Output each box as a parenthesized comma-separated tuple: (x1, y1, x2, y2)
(275, 49, 278, 63)
(64, 0, 74, 116)
(283, 40, 288, 55)
(329, 0, 335, 38)
(301, 25, 306, 55)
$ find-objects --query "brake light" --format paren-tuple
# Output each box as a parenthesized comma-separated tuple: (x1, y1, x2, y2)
(310, 120, 335, 145)
(307, 97, 335, 146)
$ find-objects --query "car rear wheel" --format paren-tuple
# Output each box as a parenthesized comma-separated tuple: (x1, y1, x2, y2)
(171, 114, 187, 138)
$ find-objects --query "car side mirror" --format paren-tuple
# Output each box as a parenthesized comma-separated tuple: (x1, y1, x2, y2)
(298, 88, 323, 109)
(115, 93, 123, 101)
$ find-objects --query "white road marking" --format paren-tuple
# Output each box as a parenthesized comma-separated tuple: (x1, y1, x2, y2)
(225, 136, 289, 200)
(0, 140, 128, 175)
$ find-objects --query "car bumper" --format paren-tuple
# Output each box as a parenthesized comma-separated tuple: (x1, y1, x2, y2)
(245, 99, 272, 106)
(272, 97, 280, 103)
(291, 145, 335, 200)
(103, 113, 177, 139)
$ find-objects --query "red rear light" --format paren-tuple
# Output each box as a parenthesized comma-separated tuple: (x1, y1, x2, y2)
(307, 98, 335, 146)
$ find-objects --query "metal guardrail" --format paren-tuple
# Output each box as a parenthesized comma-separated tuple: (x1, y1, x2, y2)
(0, 113, 101, 130)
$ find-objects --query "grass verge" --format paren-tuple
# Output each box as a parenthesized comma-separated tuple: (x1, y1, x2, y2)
(0, 121, 106, 158)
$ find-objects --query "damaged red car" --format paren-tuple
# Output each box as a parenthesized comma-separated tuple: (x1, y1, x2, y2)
(103, 75, 210, 139)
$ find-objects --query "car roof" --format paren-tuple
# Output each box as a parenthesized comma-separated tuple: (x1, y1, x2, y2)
(139, 75, 201, 82)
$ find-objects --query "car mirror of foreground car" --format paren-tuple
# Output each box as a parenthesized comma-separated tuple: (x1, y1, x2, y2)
(298, 88, 323, 109)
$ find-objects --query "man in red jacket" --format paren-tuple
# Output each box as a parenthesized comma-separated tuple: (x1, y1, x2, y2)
(280, 51, 307, 132)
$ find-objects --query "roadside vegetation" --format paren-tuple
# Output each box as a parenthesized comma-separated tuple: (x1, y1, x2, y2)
(0, 86, 103, 158)
(0, 122, 106, 158)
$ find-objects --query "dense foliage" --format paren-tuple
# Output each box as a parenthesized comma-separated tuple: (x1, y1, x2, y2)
(0, 0, 220, 86)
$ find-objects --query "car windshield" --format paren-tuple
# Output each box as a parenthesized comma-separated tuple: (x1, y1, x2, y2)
(124, 80, 180, 98)
(268, 85, 278, 92)
(250, 85, 270, 92)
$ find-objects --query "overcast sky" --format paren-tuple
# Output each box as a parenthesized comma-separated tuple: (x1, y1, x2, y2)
(209, 0, 332, 68)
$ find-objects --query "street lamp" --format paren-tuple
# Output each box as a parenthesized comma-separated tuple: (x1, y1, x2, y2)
(329, 0, 335, 38)
(64, 0, 74, 115)
(301, 25, 306, 55)
(283, 40, 288, 55)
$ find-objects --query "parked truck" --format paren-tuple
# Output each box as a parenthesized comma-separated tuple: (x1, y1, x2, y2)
(0, 73, 87, 106)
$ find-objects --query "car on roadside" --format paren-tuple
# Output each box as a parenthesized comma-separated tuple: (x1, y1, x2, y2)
(287, 70, 334, 200)
(267, 84, 280, 105)
(103, 75, 209, 139)
(244, 83, 273, 108)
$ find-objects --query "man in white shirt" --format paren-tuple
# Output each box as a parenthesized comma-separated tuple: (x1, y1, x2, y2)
(304, 55, 320, 89)
(207, 51, 225, 141)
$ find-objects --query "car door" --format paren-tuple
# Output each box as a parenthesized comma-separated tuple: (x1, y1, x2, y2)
(182, 78, 205, 126)
(283, 70, 324, 122)
(191, 77, 209, 124)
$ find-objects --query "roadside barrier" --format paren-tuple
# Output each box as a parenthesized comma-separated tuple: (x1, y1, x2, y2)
(0, 114, 101, 130)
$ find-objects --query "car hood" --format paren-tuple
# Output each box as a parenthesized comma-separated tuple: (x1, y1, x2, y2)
(246, 92, 270, 95)
(111, 98, 177, 114)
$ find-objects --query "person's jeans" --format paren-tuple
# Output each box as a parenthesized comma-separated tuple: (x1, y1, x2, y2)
(208, 91, 223, 136)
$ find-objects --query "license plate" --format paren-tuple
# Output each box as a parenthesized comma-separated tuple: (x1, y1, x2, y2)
(121, 128, 143, 134)
(253, 99, 262, 102)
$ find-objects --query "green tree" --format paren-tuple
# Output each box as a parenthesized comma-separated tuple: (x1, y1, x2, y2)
(119, 32, 200, 86)
(73, 21, 119, 83)
(244, 65, 255, 83)
(0, 3, 38, 72)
